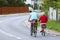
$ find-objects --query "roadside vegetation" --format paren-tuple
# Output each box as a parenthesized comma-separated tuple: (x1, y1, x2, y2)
(47, 20, 60, 32)
(0, 0, 29, 7)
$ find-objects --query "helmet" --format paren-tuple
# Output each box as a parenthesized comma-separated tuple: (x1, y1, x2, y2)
(41, 12, 45, 15)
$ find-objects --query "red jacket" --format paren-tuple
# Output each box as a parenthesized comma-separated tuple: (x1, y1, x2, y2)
(39, 15, 48, 23)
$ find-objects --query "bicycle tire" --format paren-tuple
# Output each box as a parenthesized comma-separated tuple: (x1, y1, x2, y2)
(33, 24, 37, 37)
(34, 27, 37, 37)
(41, 31, 45, 36)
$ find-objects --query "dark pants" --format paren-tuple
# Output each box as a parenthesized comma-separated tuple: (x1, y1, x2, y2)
(31, 19, 37, 34)
(41, 24, 46, 28)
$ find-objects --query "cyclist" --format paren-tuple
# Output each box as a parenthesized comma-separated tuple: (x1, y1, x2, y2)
(28, 11, 38, 36)
(39, 12, 48, 32)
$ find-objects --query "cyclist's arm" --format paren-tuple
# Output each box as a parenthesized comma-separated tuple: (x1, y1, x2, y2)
(28, 15, 31, 21)
(46, 16, 48, 23)
(39, 16, 42, 22)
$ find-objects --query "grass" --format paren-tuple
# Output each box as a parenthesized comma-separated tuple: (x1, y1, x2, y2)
(46, 20, 60, 32)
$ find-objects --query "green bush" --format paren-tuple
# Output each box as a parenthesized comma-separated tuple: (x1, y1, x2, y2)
(41, 0, 60, 15)
(0, 0, 29, 7)
(47, 20, 60, 32)
(0, 0, 8, 7)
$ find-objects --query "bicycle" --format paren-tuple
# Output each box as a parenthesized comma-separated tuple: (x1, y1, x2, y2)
(29, 20, 37, 37)
(41, 24, 46, 36)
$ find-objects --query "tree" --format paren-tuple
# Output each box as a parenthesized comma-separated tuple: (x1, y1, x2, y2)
(41, 0, 60, 13)
(7, 0, 18, 6)
(15, 0, 25, 6)
(0, 0, 28, 7)
(0, 0, 8, 7)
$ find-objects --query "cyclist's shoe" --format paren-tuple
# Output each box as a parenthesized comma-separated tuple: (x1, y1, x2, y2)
(31, 33, 33, 36)
(40, 30, 43, 32)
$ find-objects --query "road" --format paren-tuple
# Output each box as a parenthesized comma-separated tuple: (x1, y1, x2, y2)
(0, 14, 60, 40)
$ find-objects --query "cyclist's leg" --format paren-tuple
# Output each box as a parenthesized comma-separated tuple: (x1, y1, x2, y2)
(33, 20, 37, 37)
(34, 25, 37, 33)
(31, 23, 33, 36)
(35, 22, 37, 33)
(42, 24, 46, 32)
(40, 24, 45, 32)
(34, 20, 37, 33)
(42, 27, 44, 32)
(42, 24, 46, 36)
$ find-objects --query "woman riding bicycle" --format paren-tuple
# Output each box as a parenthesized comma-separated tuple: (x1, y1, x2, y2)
(39, 12, 48, 32)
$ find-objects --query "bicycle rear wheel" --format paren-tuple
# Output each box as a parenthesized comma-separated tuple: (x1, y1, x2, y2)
(33, 26, 37, 37)
(41, 31, 45, 36)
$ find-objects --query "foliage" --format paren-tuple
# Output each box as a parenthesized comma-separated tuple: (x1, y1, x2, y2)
(47, 20, 60, 32)
(33, 3, 37, 9)
(0, 0, 8, 7)
(0, 0, 28, 7)
(41, 0, 60, 14)
(41, 0, 50, 15)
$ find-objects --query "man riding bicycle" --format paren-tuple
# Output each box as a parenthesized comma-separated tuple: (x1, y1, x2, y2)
(28, 11, 38, 36)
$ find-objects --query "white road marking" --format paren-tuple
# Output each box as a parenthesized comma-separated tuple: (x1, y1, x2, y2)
(0, 29, 22, 39)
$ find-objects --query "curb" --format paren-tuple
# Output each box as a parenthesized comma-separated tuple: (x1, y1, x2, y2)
(0, 13, 29, 17)
(24, 20, 60, 36)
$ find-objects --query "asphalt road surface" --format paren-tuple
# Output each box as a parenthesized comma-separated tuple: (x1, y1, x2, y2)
(0, 14, 60, 40)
